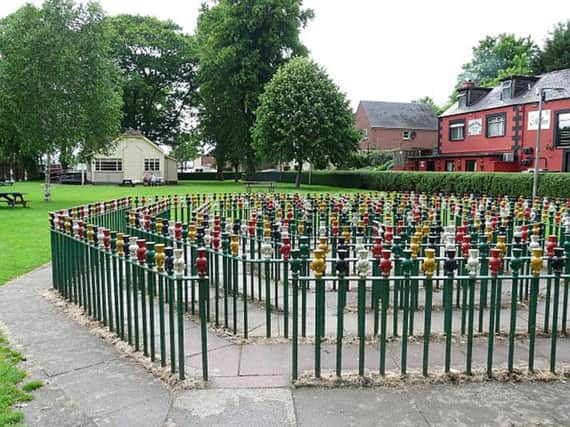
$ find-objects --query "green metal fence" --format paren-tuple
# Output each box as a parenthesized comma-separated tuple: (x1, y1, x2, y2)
(50, 192, 570, 383)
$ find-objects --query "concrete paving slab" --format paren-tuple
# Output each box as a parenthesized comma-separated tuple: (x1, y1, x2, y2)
(167, 388, 296, 426)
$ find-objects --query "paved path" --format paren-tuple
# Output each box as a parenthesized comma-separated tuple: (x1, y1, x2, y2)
(2, 266, 570, 426)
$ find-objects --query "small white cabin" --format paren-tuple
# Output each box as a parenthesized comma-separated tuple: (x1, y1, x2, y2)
(89, 131, 177, 184)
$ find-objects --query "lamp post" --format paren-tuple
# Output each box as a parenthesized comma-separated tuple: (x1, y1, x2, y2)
(532, 87, 564, 200)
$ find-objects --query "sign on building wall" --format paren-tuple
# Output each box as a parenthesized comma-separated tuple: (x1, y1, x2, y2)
(468, 119, 482, 135)
(527, 110, 551, 130)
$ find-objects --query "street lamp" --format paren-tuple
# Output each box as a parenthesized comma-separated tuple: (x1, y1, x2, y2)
(532, 87, 565, 201)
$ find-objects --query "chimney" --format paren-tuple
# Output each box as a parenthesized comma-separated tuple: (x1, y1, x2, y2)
(461, 80, 475, 89)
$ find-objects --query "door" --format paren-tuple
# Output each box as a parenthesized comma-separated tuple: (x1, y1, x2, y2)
(465, 160, 477, 171)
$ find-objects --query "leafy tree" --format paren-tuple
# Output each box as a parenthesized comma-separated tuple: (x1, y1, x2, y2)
(457, 33, 538, 88)
(171, 134, 198, 168)
(532, 20, 570, 73)
(253, 57, 360, 188)
(0, 0, 122, 201)
(108, 15, 198, 146)
(195, 0, 313, 179)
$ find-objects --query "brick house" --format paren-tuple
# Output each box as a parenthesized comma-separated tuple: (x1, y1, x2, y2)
(406, 69, 570, 172)
(355, 100, 438, 169)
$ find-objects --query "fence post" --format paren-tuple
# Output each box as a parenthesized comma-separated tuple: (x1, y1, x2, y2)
(335, 248, 349, 377)
(528, 247, 543, 372)
(196, 247, 209, 381)
(155, 244, 167, 367)
(291, 250, 301, 380)
(165, 246, 176, 374)
(259, 236, 272, 338)
(356, 248, 371, 377)
(421, 248, 435, 377)
(147, 242, 156, 362)
(465, 248, 480, 375)
(281, 235, 291, 338)
(508, 248, 522, 373)
(443, 248, 457, 374)
(487, 247, 502, 378)
(311, 248, 326, 378)
(550, 247, 564, 373)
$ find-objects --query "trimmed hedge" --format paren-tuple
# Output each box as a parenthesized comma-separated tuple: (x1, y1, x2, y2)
(179, 170, 570, 198)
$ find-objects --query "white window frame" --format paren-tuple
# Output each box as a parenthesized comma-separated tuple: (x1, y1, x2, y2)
(486, 113, 506, 138)
(449, 120, 465, 141)
(93, 158, 122, 172)
(144, 158, 161, 172)
(402, 130, 411, 140)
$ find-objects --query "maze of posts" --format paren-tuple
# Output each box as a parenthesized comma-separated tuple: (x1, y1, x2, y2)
(49, 192, 570, 383)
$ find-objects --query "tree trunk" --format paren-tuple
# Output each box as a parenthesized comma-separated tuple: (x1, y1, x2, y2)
(234, 163, 239, 182)
(245, 148, 256, 180)
(44, 154, 52, 202)
(295, 161, 302, 189)
(215, 157, 224, 181)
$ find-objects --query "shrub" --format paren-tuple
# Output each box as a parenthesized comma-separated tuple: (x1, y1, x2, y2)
(178, 170, 570, 197)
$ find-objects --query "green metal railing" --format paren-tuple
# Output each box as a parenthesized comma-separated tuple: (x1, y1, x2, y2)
(49, 192, 570, 383)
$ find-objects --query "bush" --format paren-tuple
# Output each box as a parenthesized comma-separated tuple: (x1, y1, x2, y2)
(178, 170, 570, 197)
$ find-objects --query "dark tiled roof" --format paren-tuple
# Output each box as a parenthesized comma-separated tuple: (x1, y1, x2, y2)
(360, 101, 438, 130)
(441, 68, 570, 117)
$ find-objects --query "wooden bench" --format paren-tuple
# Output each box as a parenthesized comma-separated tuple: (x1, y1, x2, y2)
(120, 179, 136, 187)
(244, 181, 275, 193)
(0, 192, 27, 207)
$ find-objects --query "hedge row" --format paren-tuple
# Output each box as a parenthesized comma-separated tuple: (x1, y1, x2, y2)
(179, 170, 570, 198)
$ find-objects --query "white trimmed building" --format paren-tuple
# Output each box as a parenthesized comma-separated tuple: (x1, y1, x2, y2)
(89, 130, 178, 184)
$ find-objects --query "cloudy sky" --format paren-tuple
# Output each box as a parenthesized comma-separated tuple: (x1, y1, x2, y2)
(1, 0, 567, 108)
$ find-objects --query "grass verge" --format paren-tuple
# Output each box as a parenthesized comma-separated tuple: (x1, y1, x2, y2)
(0, 331, 42, 426)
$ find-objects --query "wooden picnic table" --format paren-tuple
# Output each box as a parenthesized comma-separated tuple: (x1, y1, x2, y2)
(0, 192, 27, 207)
(243, 181, 275, 193)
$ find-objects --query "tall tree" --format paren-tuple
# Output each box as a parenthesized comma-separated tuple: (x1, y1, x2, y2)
(252, 57, 360, 188)
(108, 15, 198, 146)
(457, 33, 538, 88)
(195, 0, 313, 179)
(532, 21, 570, 73)
(0, 0, 122, 201)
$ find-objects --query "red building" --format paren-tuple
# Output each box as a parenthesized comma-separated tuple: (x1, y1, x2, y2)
(406, 69, 570, 172)
(355, 101, 438, 168)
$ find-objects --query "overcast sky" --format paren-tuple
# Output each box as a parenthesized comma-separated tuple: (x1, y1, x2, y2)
(1, 0, 567, 108)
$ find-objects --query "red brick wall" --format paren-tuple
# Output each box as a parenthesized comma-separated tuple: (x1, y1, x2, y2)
(437, 98, 570, 172)
(520, 98, 570, 172)
(440, 106, 514, 155)
(355, 104, 437, 152)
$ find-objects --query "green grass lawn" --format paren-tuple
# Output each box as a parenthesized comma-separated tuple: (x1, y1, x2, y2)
(0, 180, 359, 286)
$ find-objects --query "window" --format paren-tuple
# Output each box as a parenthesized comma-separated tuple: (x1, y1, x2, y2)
(93, 159, 122, 172)
(465, 160, 477, 171)
(446, 161, 455, 171)
(486, 113, 506, 137)
(362, 128, 368, 140)
(501, 80, 512, 100)
(449, 120, 465, 141)
(556, 110, 570, 147)
(402, 130, 411, 140)
(144, 158, 160, 172)
(458, 93, 467, 108)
